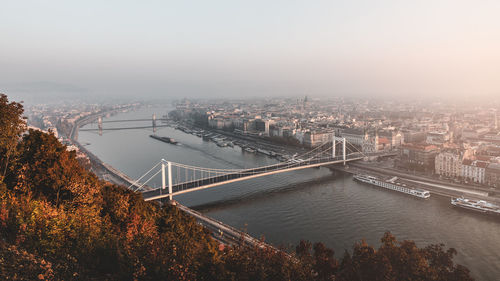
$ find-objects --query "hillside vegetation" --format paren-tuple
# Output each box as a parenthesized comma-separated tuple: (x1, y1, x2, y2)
(0, 93, 473, 280)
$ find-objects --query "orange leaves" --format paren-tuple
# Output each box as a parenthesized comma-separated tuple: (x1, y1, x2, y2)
(11, 129, 102, 207)
(0, 241, 55, 280)
(0, 94, 26, 179)
(125, 213, 153, 243)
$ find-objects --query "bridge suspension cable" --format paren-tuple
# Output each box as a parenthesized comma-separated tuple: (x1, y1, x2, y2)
(128, 161, 161, 191)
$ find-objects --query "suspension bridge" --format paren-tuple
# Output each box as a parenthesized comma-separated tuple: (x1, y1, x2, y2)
(131, 136, 368, 201)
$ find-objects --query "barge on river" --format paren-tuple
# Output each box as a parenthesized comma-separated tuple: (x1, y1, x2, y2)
(149, 134, 178, 145)
(353, 174, 430, 199)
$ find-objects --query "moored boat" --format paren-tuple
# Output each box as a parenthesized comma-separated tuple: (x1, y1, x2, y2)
(244, 147, 256, 153)
(353, 174, 430, 199)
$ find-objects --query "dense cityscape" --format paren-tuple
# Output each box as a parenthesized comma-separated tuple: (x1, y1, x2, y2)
(26, 97, 500, 191)
(173, 97, 500, 187)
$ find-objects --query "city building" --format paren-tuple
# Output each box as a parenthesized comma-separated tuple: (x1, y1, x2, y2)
(426, 131, 450, 145)
(303, 131, 331, 148)
(435, 149, 462, 178)
(485, 163, 500, 187)
(362, 132, 379, 153)
(339, 128, 379, 153)
(461, 160, 487, 184)
(397, 143, 439, 172)
(378, 130, 404, 149)
(402, 130, 426, 144)
(255, 119, 273, 136)
(462, 127, 490, 140)
(340, 128, 365, 146)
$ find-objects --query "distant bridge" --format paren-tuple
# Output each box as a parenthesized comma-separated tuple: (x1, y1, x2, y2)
(134, 136, 368, 201)
(78, 114, 172, 134)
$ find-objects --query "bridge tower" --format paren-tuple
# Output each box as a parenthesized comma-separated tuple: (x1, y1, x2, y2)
(495, 110, 498, 130)
(152, 113, 157, 133)
(332, 133, 336, 158)
(343, 137, 346, 165)
(161, 159, 173, 200)
(98, 116, 103, 136)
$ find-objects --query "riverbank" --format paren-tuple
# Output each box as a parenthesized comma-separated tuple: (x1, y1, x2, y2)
(174, 120, 306, 159)
(332, 162, 500, 204)
(176, 202, 291, 255)
(69, 108, 143, 188)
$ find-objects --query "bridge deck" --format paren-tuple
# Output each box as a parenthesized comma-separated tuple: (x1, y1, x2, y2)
(142, 154, 363, 201)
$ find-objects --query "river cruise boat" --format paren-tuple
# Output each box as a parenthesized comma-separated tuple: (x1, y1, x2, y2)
(353, 174, 430, 199)
(451, 197, 500, 215)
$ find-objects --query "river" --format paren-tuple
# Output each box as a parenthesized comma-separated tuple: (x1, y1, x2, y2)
(79, 105, 499, 280)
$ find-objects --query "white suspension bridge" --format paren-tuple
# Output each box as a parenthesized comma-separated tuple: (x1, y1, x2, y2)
(132, 135, 373, 201)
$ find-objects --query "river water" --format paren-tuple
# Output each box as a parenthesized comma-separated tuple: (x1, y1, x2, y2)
(80, 105, 499, 280)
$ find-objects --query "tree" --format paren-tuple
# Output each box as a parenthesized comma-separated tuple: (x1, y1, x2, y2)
(336, 232, 474, 281)
(0, 94, 25, 180)
(313, 242, 338, 280)
(9, 129, 100, 207)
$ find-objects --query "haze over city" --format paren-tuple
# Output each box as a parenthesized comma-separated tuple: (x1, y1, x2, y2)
(2, 0, 500, 101)
(2, 1, 500, 280)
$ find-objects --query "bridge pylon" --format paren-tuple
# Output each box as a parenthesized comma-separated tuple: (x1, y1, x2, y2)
(332, 133, 336, 158)
(332, 134, 347, 164)
(343, 137, 346, 165)
(152, 114, 157, 133)
(98, 116, 103, 136)
(161, 159, 173, 200)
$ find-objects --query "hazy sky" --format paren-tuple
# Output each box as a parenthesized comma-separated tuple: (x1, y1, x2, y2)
(1, 0, 499, 100)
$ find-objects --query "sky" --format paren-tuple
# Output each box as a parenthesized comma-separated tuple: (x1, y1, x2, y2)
(1, 0, 499, 101)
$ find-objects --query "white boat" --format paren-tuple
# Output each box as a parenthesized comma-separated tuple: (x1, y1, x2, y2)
(216, 141, 228, 147)
(257, 148, 271, 156)
(244, 147, 256, 153)
(451, 197, 500, 215)
(353, 174, 430, 199)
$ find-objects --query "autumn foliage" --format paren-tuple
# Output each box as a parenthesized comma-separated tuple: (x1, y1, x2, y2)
(0, 93, 473, 280)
